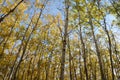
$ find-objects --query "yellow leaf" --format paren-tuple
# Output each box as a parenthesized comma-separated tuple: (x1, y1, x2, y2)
(0, 0, 2, 4)
(1, 6, 10, 14)
(75, 0, 80, 2)
(18, 3, 27, 11)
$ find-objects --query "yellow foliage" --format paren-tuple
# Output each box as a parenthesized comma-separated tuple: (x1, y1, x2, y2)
(1, 6, 10, 14)
(0, 0, 119, 80)
(75, 0, 80, 3)
(0, 0, 2, 4)
(18, 3, 27, 12)
(35, 2, 44, 9)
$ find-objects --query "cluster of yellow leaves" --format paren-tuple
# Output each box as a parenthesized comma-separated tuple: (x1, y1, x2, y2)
(35, 0, 44, 9)
(0, 54, 15, 67)
(1, 6, 10, 14)
(0, 46, 2, 53)
(0, 0, 2, 4)
(75, 0, 85, 3)
(18, 2, 27, 12)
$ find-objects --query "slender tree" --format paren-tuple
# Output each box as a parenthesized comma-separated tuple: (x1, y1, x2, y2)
(60, 0, 69, 80)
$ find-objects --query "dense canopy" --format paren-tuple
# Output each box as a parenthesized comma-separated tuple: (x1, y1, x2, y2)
(0, 0, 120, 80)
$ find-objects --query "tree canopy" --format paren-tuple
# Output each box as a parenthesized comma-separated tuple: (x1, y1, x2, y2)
(0, 0, 120, 80)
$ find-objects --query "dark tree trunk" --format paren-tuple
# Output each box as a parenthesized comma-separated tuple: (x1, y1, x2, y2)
(60, 0, 69, 80)
(103, 18, 114, 80)
(89, 14, 106, 80)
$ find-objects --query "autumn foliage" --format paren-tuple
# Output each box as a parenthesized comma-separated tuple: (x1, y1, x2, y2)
(0, 0, 120, 80)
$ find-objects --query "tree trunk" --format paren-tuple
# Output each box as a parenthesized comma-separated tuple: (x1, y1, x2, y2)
(78, 18, 89, 80)
(78, 41, 83, 80)
(7, 12, 35, 80)
(67, 37, 73, 80)
(60, 0, 69, 80)
(89, 14, 106, 80)
(103, 18, 114, 80)
(12, 5, 44, 80)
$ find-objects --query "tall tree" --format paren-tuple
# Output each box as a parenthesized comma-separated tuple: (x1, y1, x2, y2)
(60, 0, 69, 80)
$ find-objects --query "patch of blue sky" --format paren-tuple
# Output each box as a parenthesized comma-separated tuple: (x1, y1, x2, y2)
(44, 0, 64, 15)
(105, 14, 120, 42)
